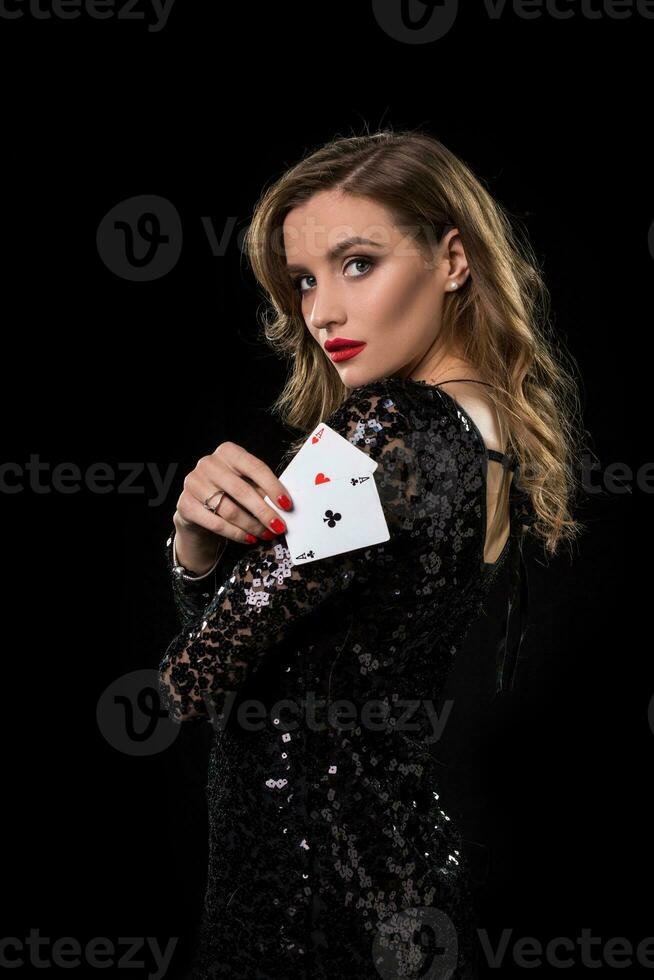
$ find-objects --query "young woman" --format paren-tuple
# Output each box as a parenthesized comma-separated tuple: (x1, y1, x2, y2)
(159, 129, 584, 979)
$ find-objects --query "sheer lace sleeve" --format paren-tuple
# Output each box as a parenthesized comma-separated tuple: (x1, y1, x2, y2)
(158, 381, 420, 724)
(164, 531, 231, 632)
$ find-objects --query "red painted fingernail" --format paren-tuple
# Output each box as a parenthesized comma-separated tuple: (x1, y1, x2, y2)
(277, 494, 292, 511)
(260, 530, 274, 540)
(245, 533, 257, 544)
(270, 517, 286, 534)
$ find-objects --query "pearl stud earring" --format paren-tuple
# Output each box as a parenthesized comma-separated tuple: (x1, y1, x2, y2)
(449, 281, 459, 290)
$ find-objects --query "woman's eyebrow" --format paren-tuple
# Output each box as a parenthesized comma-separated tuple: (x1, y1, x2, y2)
(286, 236, 386, 274)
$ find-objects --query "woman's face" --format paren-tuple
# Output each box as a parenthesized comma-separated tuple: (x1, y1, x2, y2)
(282, 189, 470, 387)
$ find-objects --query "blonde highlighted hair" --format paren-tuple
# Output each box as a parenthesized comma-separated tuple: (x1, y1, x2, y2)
(243, 127, 587, 557)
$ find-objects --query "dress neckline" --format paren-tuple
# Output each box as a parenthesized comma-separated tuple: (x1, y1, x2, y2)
(387, 375, 515, 571)
(382, 376, 529, 692)
(389, 376, 517, 470)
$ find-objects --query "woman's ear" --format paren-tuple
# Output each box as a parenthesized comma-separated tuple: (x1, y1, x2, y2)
(443, 227, 470, 286)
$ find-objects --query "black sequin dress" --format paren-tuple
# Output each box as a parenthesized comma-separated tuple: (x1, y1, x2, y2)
(159, 377, 532, 980)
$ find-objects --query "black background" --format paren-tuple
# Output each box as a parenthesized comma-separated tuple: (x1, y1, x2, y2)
(1, 1, 646, 977)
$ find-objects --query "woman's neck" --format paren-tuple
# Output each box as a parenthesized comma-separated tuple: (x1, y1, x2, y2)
(407, 352, 483, 387)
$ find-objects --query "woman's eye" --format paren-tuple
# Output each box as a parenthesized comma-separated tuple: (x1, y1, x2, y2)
(344, 257, 373, 280)
(294, 274, 314, 294)
(293, 257, 374, 295)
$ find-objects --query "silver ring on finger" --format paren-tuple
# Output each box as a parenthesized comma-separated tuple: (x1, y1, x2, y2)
(204, 489, 226, 514)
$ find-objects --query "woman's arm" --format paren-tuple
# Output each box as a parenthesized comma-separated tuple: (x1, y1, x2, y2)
(164, 528, 229, 632)
(158, 382, 424, 724)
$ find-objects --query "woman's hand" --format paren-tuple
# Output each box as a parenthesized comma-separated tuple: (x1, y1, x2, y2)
(173, 441, 294, 551)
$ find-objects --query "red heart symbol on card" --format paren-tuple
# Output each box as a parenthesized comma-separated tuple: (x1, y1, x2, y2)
(311, 436, 320, 444)
(315, 472, 330, 485)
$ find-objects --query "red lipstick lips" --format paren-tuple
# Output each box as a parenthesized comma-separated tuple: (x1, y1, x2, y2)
(324, 337, 364, 351)
(324, 337, 367, 363)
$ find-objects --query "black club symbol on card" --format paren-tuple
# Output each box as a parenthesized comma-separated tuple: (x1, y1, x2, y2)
(323, 509, 342, 528)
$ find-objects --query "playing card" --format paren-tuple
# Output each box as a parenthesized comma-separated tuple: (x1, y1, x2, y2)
(264, 421, 377, 517)
(282, 472, 390, 566)
(281, 420, 377, 485)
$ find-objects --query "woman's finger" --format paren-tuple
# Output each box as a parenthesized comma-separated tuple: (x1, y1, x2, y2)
(203, 446, 291, 535)
(178, 482, 271, 544)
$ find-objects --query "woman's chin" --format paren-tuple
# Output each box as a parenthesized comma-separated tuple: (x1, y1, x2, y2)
(334, 361, 380, 388)
(338, 369, 372, 389)
(338, 366, 398, 392)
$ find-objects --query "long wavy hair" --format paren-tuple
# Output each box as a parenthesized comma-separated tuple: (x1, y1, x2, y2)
(243, 128, 587, 558)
